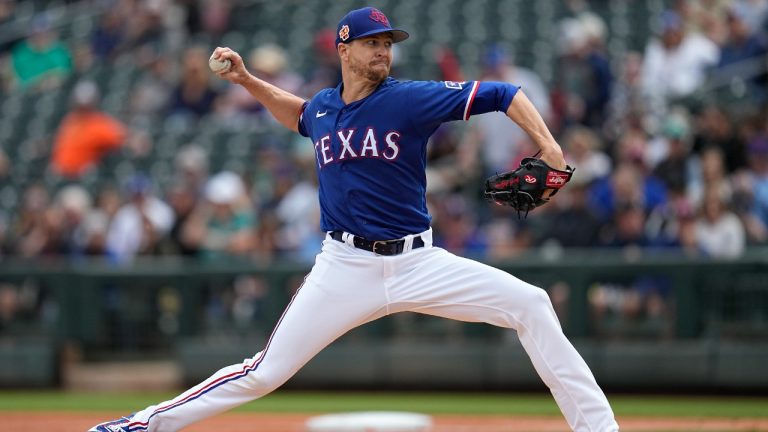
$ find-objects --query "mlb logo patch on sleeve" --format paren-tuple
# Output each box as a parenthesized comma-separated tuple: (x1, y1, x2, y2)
(443, 81, 464, 90)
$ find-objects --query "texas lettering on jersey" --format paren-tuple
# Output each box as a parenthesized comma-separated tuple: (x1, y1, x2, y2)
(313, 128, 401, 168)
(298, 78, 519, 240)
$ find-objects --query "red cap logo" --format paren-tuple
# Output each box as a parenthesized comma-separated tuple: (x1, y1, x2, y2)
(369, 8, 390, 26)
(338, 25, 350, 41)
(524, 174, 537, 184)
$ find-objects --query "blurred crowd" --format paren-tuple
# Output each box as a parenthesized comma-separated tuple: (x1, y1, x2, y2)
(0, 0, 767, 269)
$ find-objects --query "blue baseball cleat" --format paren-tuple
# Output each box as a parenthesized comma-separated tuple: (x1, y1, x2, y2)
(88, 413, 135, 432)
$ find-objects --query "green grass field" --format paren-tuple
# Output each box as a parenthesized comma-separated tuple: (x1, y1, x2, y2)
(0, 391, 766, 418)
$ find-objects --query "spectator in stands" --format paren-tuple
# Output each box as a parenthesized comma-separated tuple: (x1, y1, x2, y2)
(221, 44, 303, 121)
(561, 125, 611, 186)
(163, 145, 208, 256)
(302, 28, 343, 97)
(674, 0, 730, 45)
(0, 148, 9, 182)
(643, 108, 699, 248)
(678, 206, 701, 255)
(120, 0, 164, 52)
(0, 211, 7, 258)
(164, 180, 200, 256)
(181, 171, 256, 260)
(718, 3, 768, 67)
(425, 123, 481, 195)
(129, 49, 173, 121)
(651, 108, 696, 194)
(732, 172, 768, 245)
(600, 201, 651, 249)
(641, 10, 719, 124)
(695, 187, 746, 258)
(179, 0, 232, 38)
(434, 45, 464, 82)
(90, 9, 125, 61)
(9, 183, 62, 257)
(9, 13, 72, 90)
(552, 12, 612, 129)
(606, 51, 646, 142)
(0, 0, 14, 26)
(714, 3, 768, 103)
(167, 46, 220, 120)
(52, 185, 94, 255)
(691, 104, 746, 173)
(273, 170, 322, 262)
(688, 146, 733, 208)
(106, 174, 175, 263)
(431, 194, 487, 257)
(745, 134, 768, 238)
(537, 179, 602, 248)
(474, 44, 552, 174)
(731, 0, 768, 36)
(589, 136, 668, 222)
(79, 186, 122, 256)
(50, 80, 127, 178)
(0, 283, 20, 333)
(645, 187, 697, 249)
(174, 144, 209, 193)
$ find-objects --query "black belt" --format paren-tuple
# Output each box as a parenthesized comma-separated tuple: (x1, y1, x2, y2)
(330, 231, 425, 256)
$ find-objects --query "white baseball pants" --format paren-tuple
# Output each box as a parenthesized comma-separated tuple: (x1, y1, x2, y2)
(123, 229, 618, 431)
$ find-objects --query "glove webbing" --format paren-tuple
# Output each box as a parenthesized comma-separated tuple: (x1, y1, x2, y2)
(486, 187, 539, 219)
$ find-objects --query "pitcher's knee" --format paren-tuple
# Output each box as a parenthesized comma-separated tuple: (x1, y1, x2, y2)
(240, 369, 286, 395)
(530, 287, 554, 310)
(509, 285, 557, 323)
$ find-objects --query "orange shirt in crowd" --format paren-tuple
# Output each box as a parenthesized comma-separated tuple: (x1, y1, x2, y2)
(51, 110, 126, 177)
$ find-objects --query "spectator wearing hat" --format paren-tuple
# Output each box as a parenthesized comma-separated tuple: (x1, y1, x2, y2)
(50, 80, 127, 178)
(52, 185, 94, 255)
(181, 171, 256, 260)
(221, 43, 303, 120)
(651, 107, 696, 194)
(552, 12, 612, 129)
(641, 10, 719, 122)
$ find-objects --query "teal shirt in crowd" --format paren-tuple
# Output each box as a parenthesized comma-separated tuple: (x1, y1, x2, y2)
(11, 39, 73, 88)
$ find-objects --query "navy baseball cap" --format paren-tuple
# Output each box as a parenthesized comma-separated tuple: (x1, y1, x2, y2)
(335, 7, 409, 46)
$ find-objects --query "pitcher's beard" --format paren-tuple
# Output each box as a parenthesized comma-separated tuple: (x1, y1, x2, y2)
(350, 58, 389, 83)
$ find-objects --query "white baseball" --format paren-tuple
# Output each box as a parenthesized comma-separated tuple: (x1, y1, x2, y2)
(208, 56, 231, 73)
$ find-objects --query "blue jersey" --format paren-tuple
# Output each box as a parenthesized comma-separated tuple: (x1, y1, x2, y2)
(299, 77, 519, 240)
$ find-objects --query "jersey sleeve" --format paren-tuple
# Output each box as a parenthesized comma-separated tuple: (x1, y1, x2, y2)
(298, 101, 311, 137)
(406, 80, 520, 134)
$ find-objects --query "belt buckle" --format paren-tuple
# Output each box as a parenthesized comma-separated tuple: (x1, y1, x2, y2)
(372, 240, 388, 256)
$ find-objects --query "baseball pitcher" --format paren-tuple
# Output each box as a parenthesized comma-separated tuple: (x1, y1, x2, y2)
(90, 7, 618, 432)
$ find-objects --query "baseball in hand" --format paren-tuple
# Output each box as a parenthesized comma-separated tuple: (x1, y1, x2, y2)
(209, 55, 231, 73)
